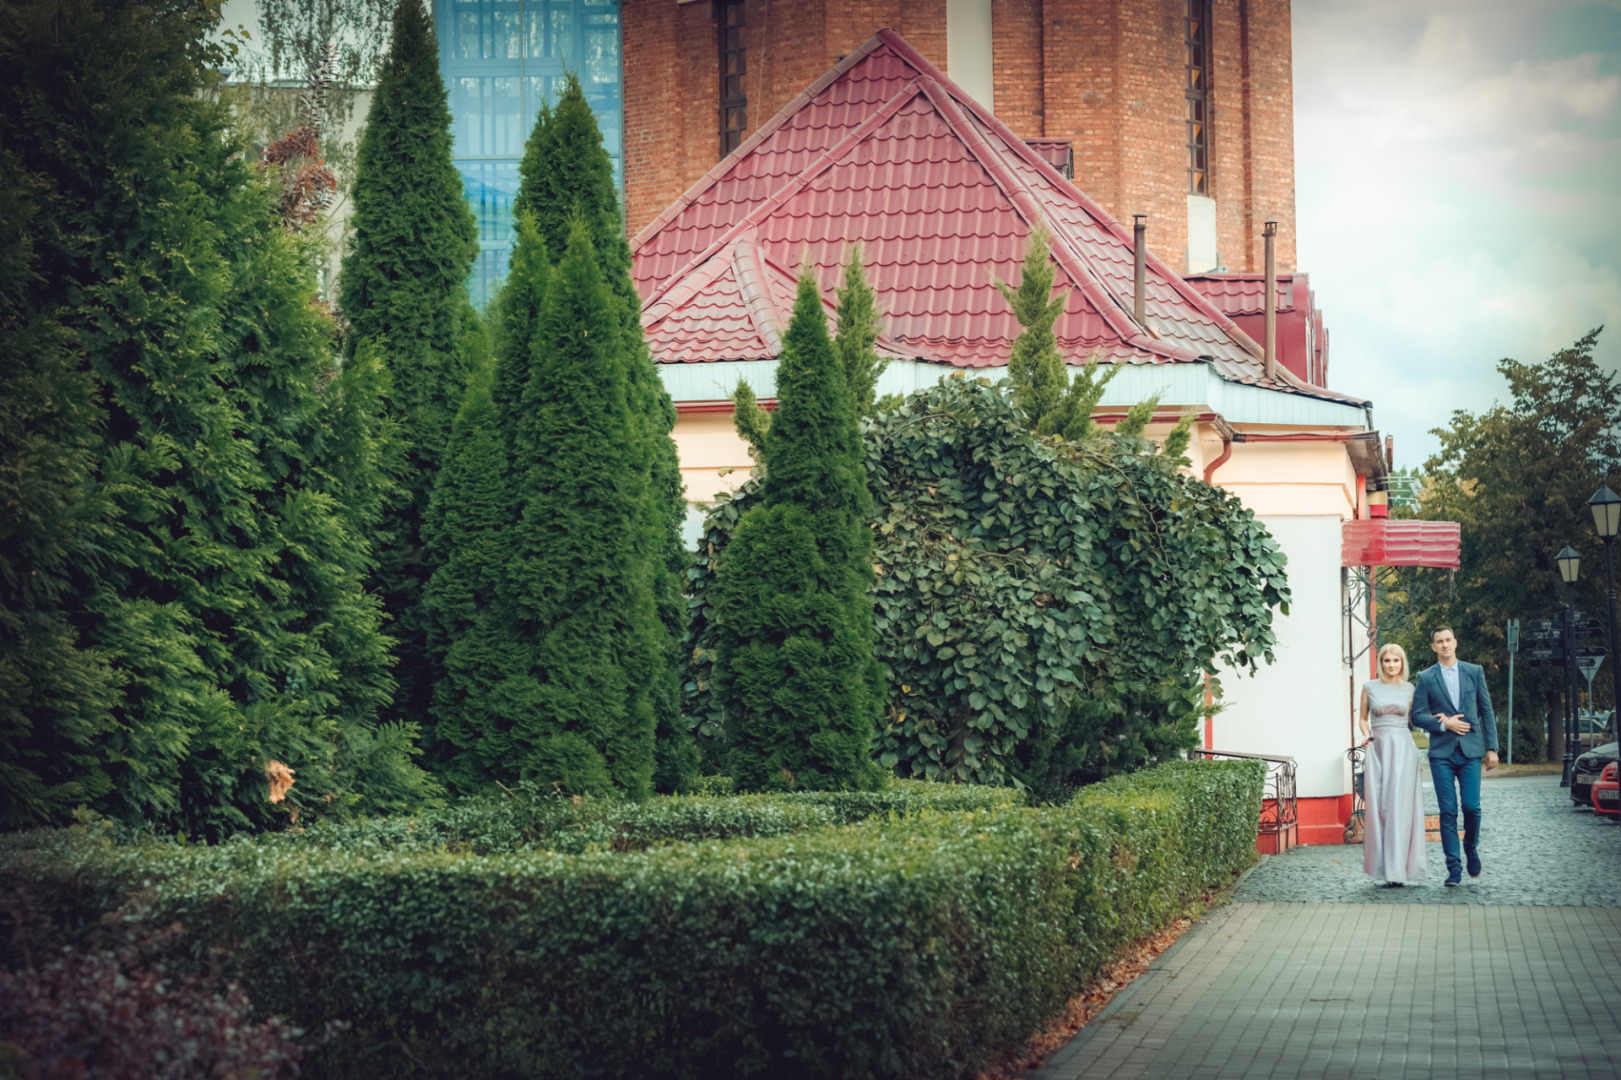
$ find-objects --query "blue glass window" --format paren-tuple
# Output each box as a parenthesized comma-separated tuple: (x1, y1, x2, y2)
(437, 0, 623, 306)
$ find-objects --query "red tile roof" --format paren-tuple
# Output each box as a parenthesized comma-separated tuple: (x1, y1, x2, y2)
(633, 29, 1362, 407)
(1186, 272, 1331, 387)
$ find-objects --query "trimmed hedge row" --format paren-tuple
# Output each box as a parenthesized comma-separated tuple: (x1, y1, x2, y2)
(260, 778, 1025, 855)
(0, 760, 1262, 1079)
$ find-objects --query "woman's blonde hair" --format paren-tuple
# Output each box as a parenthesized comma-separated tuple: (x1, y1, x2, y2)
(1377, 642, 1410, 681)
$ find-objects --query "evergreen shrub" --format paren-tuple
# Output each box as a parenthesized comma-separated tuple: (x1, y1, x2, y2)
(712, 273, 884, 792)
(0, 760, 1262, 1080)
(254, 777, 1021, 856)
(690, 376, 1289, 794)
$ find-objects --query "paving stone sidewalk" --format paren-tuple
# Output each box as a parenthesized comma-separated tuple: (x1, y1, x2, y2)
(1236, 775, 1621, 906)
(1033, 775, 1621, 1079)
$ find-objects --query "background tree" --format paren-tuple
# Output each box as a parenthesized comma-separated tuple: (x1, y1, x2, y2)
(422, 350, 527, 792)
(339, 0, 479, 733)
(0, 0, 429, 832)
(226, 0, 396, 261)
(999, 224, 1121, 441)
(0, 154, 118, 826)
(711, 272, 885, 792)
(1387, 329, 1617, 762)
(466, 221, 661, 797)
(730, 250, 898, 460)
(512, 76, 696, 791)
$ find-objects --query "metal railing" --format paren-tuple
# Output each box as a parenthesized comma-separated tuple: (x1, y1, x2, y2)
(1194, 749, 1298, 844)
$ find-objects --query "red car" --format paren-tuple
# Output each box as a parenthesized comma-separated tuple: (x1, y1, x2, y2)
(1593, 762, 1619, 817)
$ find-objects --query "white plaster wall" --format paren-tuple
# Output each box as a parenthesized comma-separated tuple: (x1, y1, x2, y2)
(946, 0, 994, 111)
(1213, 514, 1354, 800)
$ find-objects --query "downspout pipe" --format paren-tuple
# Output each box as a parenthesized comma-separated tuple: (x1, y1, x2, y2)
(1262, 219, 1278, 380)
(1203, 415, 1237, 484)
(1133, 214, 1147, 326)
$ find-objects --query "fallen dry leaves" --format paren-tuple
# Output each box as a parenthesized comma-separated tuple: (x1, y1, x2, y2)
(973, 911, 1200, 1079)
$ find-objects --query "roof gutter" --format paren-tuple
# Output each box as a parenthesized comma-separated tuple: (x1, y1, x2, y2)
(1229, 429, 1387, 484)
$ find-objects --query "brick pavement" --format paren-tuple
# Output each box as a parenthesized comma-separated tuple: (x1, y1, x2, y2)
(1033, 775, 1621, 1079)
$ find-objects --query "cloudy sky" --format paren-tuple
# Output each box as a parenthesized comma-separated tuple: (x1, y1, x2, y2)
(1294, 0, 1621, 469)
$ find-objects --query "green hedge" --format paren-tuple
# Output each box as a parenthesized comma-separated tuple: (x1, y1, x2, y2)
(0, 760, 1262, 1079)
(253, 779, 1024, 855)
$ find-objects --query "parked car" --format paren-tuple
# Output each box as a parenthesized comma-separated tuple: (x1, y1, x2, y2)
(1593, 763, 1619, 817)
(1572, 741, 1620, 806)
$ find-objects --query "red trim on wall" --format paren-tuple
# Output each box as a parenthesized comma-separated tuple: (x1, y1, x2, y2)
(1295, 794, 1355, 846)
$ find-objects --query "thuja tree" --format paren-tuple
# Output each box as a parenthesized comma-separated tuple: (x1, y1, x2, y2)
(0, 0, 431, 832)
(0, 154, 118, 826)
(339, 0, 478, 730)
(710, 272, 885, 792)
(432, 220, 662, 797)
(511, 75, 696, 791)
(689, 377, 1288, 792)
(1000, 224, 1123, 441)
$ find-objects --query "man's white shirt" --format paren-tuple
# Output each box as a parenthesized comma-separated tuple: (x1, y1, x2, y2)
(1440, 661, 1460, 712)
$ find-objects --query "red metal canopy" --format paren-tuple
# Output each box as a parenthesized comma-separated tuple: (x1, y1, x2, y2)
(1341, 520, 1461, 570)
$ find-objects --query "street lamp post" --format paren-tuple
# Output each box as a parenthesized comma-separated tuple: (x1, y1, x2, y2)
(1588, 485, 1621, 747)
(1559, 544, 1582, 787)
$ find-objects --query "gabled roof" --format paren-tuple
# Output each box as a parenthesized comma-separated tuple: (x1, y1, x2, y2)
(633, 29, 1363, 406)
(1186, 272, 1331, 388)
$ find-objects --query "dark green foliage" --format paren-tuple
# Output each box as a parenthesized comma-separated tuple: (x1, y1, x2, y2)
(0, 0, 430, 833)
(690, 377, 1289, 790)
(999, 225, 1121, 441)
(713, 273, 884, 791)
(249, 777, 1023, 855)
(0, 759, 1262, 1079)
(423, 361, 518, 789)
(0, 154, 118, 827)
(834, 246, 896, 416)
(339, 0, 479, 728)
(510, 76, 695, 793)
(434, 220, 662, 798)
(1386, 329, 1615, 758)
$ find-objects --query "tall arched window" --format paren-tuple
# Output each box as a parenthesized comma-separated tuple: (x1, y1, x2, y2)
(1185, 0, 1212, 196)
(718, 0, 747, 156)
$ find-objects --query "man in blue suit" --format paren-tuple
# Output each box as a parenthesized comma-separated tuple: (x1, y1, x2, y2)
(1409, 625, 1500, 886)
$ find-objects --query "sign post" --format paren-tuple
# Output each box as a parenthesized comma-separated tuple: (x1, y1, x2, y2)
(1578, 652, 1607, 751)
(1506, 619, 1519, 766)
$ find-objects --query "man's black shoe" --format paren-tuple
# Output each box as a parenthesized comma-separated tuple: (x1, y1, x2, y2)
(1445, 871, 1462, 887)
(1466, 849, 1481, 878)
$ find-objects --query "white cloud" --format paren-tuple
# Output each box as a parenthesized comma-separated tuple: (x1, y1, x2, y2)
(1294, 0, 1621, 466)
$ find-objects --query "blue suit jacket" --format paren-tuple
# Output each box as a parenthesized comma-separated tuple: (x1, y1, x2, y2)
(1410, 661, 1498, 759)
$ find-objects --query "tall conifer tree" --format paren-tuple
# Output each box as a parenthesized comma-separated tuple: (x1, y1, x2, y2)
(0, 157, 117, 826)
(339, 0, 478, 729)
(470, 219, 662, 796)
(1000, 224, 1120, 440)
(712, 272, 884, 791)
(833, 246, 893, 417)
(512, 75, 696, 791)
(0, 0, 429, 832)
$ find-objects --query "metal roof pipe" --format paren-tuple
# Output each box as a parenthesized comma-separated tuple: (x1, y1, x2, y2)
(1132, 214, 1147, 325)
(1263, 219, 1278, 380)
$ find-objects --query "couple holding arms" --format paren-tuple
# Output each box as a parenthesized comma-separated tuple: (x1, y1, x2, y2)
(1358, 626, 1499, 888)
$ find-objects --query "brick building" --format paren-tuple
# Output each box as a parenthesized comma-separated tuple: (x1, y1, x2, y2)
(620, 0, 1296, 278)
(434, 0, 1298, 302)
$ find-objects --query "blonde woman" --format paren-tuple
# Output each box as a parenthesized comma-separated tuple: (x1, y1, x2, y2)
(1359, 643, 1428, 886)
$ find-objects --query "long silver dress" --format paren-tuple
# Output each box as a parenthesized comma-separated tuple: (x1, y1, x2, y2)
(1363, 679, 1427, 883)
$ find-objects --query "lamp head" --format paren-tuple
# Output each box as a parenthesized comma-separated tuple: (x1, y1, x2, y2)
(1590, 484, 1621, 540)
(1558, 544, 1582, 585)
